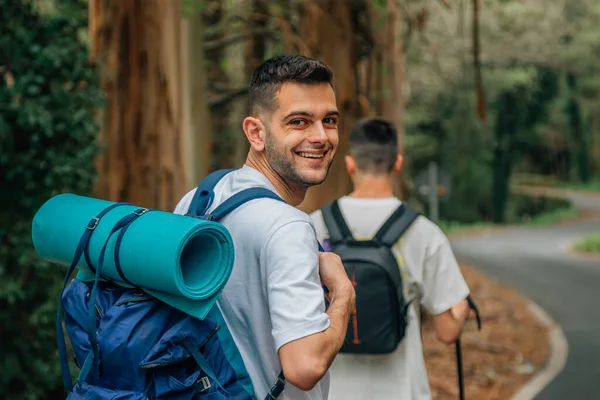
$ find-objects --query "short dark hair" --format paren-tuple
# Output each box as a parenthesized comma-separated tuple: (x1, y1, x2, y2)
(248, 54, 334, 115)
(349, 118, 398, 174)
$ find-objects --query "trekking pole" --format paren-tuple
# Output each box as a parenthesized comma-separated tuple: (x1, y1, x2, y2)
(456, 295, 482, 400)
(456, 339, 465, 400)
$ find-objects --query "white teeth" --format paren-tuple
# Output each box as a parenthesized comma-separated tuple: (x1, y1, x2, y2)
(298, 152, 324, 159)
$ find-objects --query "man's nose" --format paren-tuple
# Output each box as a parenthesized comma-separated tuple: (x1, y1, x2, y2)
(308, 122, 328, 143)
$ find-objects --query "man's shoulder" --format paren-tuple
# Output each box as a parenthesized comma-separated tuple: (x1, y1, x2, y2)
(405, 214, 449, 247)
(241, 196, 313, 231)
(173, 188, 197, 215)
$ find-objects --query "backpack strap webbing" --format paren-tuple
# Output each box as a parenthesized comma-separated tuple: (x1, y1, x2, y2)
(56, 201, 131, 392)
(372, 203, 420, 247)
(187, 168, 287, 222)
(185, 171, 288, 399)
(209, 188, 285, 221)
(321, 200, 354, 244)
(187, 168, 235, 217)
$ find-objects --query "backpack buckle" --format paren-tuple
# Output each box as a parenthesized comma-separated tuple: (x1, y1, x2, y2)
(133, 208, 149, 216)
(199, 376, 211, 392)
(86, 217, 100, 230)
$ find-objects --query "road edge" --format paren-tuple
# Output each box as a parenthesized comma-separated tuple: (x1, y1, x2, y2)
(511, 301, 569, 400)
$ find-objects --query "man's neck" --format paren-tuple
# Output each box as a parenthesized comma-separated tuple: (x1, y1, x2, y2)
(349, 174, 395, 199)
(245, 152, 306, 206)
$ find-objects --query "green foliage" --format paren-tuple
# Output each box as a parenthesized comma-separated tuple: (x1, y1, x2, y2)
(403, 0, 600, 224)
(528, 206, 577, 226)
(489, 66, 561, 223)
(0, 1, 103, 398)
(182, 0, 204, 17)
(438, 194, 574, 235)
(405, 83, 494, 223)
(506, 194, 572, 224)
(555, 179, 600, 192)
(437, 220, 494, 236)
(573, 232, 600, 254)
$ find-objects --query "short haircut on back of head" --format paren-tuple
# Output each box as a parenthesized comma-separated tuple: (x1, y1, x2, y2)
(349, 118, 399, 175)
(248, 54, 334, 115)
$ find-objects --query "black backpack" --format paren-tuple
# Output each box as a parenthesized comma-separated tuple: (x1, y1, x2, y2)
(321, 200, 420, 354)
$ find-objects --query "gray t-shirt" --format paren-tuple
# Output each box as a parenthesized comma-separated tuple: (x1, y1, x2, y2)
(310, 196, 469, 400)
(174, 165, 331, 400)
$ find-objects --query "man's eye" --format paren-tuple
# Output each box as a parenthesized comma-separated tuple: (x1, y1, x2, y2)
(324, 117, 338, 125)
(289, 119, 306, 127)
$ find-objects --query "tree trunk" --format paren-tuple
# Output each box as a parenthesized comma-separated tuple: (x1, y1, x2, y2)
(244, 0, 269, 82)
(473, 0, 486, 122)
(204, 0, 234, 170)
(90, 0, 187, 211)
(296, 0, 362, 213)
(230, 0, 270, 166)
(181, 11, 212, 186)
(492, 90, 517, 223)
(566, 73, 590, 183)
(383, 0, 407, 199)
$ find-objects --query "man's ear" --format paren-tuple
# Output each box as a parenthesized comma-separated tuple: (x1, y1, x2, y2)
(345, 155, 357, 176)
(243, 116, 267, 152)
(393, 154, 403, 173)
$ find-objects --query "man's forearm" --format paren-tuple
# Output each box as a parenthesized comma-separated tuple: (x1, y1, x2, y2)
(321, 284, 354, 363)
(277, 284, 354, 391)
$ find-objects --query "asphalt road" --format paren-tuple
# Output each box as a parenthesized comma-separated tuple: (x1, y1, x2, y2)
(450, 191, 600, 399)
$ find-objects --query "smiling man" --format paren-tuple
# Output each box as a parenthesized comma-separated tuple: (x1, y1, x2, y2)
(174, 54, 355, 400)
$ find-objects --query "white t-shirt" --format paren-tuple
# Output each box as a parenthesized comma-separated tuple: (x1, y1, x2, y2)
(174, 165, 331, 400)
(310, 196, 469, 400)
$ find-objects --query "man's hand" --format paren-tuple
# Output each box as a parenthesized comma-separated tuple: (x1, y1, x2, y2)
(318, 252, 355, 310)
(432, 298, 470, 345)
(450, 298, 470, 325)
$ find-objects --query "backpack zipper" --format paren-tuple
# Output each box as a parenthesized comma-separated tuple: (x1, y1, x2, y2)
(139, 323, 220, 369)
(91, 291, 151, 318)
(115, 295, 153, 307)
(350, 267, 360, 345)
(95, 303, 104, 318)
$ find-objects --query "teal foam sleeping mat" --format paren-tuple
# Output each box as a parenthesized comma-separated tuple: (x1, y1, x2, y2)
(31, 193, 234, 319)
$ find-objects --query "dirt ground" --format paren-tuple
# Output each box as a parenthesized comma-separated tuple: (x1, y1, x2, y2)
(421, 264, 550, 400)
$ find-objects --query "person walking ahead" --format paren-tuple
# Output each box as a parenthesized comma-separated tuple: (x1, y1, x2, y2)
(310, 117, 470, 399)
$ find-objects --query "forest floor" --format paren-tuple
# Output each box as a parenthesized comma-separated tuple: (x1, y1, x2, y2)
(422, 264, 550, 400)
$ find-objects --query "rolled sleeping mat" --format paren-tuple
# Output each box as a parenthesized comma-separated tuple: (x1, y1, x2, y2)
(31, 193, 234, 320)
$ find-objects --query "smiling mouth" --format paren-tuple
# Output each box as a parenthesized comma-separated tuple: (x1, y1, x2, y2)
(295, 151, 326, 159)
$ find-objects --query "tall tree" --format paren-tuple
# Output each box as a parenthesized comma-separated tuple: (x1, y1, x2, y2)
(181, 8, 213, 185)
(565, 72, 590, 183)
(89, 0, 187, 211)
(383, 0, 407, 199)
(204, 0, 236, 170)
(472, 0, 486, 122)
(231, 0, 270, 167)
(296, 0, 369, 213)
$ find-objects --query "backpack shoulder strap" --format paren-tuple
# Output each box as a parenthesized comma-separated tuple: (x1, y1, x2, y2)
(187, 169, 235, 217)
(209, 187, 285, 221)
(372, 203, 420, 247)
(321, 200, 354, 244)
(204, 187, 288, 400)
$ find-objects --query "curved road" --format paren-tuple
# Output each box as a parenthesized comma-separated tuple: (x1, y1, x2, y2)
(450, 191, 600, 399)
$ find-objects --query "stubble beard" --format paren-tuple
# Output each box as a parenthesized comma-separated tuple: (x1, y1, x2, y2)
(265, 131, 333, 188)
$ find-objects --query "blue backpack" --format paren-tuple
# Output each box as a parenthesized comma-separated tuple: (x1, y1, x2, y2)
(58, 169, 287, 399)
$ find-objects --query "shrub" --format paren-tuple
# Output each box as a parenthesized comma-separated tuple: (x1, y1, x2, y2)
(0, 1, 103, 398)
